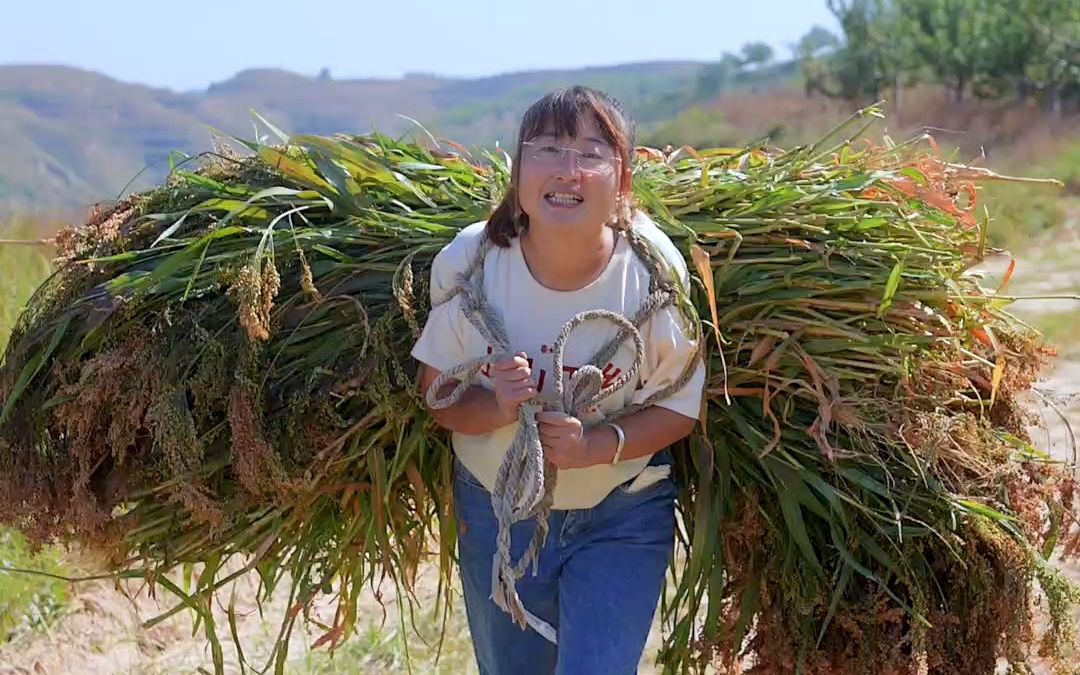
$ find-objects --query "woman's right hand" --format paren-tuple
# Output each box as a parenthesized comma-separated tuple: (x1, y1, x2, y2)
(490, 351, 536, 424)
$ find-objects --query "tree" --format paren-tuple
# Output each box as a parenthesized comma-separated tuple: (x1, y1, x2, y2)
(813, 0, 1078, 110)
(898, 0, 1001, 102)
(694, 52, 743, 100)
(826, 0, 904, 103)
(1023, 0, 1080, 115)
(964, 0, 1039, 101)
(740, 42, 775, 69)
(795, 25, 841, 97)
(799, 25, 841, 55)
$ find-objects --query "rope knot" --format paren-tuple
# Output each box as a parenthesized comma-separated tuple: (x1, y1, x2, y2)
(565, 364, 605, 415)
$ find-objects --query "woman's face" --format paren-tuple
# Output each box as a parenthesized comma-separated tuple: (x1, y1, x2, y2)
(517, 114, 623, 236)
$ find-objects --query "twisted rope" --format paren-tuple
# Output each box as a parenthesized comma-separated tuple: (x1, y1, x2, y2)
(424, 225, 702, 643)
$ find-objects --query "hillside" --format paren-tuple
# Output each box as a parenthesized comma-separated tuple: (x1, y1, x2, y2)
(646, 86, 1080, 160)
(3, 57, 1074, 230)
(0, 61, 728, 215)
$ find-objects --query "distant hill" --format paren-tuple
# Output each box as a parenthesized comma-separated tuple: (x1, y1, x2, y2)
(2, 60, 794, 215)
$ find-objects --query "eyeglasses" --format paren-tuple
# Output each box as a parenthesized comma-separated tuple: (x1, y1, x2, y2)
(521, 141, 618, 174)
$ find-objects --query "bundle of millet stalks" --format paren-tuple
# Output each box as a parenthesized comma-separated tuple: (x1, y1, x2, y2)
(1, 107, 1078, 674)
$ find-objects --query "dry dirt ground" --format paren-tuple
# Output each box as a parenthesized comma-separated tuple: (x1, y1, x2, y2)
(1, 235, 1078, 675)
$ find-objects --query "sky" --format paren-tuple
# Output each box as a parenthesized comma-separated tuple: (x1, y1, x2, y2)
(0, 0, 840, 92)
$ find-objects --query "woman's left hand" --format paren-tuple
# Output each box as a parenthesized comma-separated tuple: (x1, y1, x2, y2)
(536, 412, 604, 469)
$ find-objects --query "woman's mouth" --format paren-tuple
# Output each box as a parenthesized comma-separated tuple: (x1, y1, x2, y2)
(544, 191, 584, 208)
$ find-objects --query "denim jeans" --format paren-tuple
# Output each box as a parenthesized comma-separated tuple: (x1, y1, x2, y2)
(452, 451, 677, 675)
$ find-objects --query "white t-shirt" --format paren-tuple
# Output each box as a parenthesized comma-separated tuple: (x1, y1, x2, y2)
(410, 211, 706, 509)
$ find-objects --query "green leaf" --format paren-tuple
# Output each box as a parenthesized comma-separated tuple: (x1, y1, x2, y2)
(397, 161, 446, 172)
(853, 217, 888, 232)
(818, 562, 853, 647)
(258, 146, 329, 190)
(877, 258, 904, 317)
(954, 498, 1017, 523)
(308, 151, 360, 214)
(227, 588, 248, 672)
(194, 198, 270, 221)
(734, 576, 761, 647)
(140, 226, 249, 291)
(833, 173, 878, 192)
(776, 479, 826, 580)
(0, 313, 72, 426)
(251, 110, 291, 144)
(151, 209, 192, 248)
(900, 167, 928, 185)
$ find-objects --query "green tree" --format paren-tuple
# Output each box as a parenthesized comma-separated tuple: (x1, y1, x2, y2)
(1024, 0, 1080, 115)
(898, 0, 998, 102)
(740, 42, 775, 69)
(795, 25, 840, 97)
(966, 0, 1040, 101)
(800, 25, 841, 55)
(694, 52, 743, 100)
(826, 0, 903, 103)
(813, 0, 1077, 110)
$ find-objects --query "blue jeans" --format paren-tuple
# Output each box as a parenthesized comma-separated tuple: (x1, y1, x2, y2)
(452, 451, 677, 675)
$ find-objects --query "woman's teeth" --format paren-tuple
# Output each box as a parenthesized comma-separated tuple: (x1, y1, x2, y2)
(545, 192, 583, 207)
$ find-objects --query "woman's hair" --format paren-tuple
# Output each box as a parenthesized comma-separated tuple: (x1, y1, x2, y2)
(485, 86, 637, 247)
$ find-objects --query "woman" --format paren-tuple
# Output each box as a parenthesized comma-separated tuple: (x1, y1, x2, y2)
(411, 85, 706, 675)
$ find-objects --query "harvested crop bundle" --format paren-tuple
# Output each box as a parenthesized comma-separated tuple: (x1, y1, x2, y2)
(1, 106, 1077, 674)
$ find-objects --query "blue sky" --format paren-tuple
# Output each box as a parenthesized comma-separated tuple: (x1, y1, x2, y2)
(2, 1, 840, 92)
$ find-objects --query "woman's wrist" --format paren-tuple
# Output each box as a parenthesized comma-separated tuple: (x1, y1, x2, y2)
(432, 384, 519, 436)
(581, 407, 697, 468)
(494, 398, 519, 428)
(585, 424, 620, 466)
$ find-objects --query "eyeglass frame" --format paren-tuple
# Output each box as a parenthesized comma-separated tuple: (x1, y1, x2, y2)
(519, 140, 621, 174)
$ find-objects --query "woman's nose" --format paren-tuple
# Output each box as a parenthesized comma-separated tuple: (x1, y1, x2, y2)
(554, 150, 583, 179)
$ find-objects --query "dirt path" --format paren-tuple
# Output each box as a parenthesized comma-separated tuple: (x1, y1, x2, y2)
(2, 233, 1078, 675)
(976, 214, 1080, 674)
(0, 557, 469, 675)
